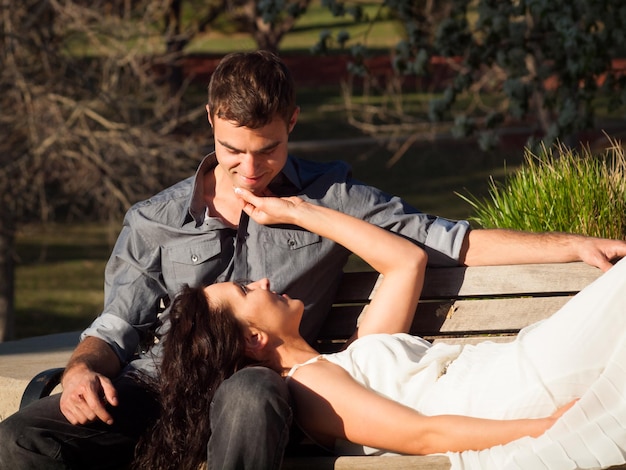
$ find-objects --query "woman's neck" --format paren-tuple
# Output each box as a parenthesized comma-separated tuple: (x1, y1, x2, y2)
(274, 336, 319, 377)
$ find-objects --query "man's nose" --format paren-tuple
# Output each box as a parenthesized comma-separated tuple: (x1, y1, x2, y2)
(239, 153, 259, 175)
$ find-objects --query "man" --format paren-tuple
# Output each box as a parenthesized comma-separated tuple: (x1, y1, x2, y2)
(1, 50, 625, 470)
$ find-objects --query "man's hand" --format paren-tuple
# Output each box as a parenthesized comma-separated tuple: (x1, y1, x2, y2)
(577, 236, 626, 272)
(60, 363, 119, 425)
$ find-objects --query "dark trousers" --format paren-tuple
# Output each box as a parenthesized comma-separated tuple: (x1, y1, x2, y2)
(0, 367, 292, 470)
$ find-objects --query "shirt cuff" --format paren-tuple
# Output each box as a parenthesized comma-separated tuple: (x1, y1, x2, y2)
(424, 217, 470, 266)
(80, 313, 140, 364)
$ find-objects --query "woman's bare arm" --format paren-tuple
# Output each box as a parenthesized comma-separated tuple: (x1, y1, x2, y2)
(236, 188, 427, 337)
(289, 360, 571, 455)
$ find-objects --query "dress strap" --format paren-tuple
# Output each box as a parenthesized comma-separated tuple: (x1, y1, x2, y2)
(284, 355, 324, 381)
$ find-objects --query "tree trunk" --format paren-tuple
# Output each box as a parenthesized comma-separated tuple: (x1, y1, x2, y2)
(164, 0, 185, 94)
(0, 213, 16, 342)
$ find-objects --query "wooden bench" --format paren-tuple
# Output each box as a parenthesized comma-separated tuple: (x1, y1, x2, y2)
(282, 261, 626, 470)
(21, 262, 626, 469)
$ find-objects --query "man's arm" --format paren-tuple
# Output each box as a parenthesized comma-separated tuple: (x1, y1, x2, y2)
(460, 228, 626, 271)
(327, 172, 626, 270)
(59, 336, 122, 426)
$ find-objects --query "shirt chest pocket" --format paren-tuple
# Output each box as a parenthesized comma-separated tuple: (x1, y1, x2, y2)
(162, 237, 225, 291)
(255, 228, 324, 278)
(261, 228, 321, 251)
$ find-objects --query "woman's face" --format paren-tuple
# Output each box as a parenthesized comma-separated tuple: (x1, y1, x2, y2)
(203, 278, 304, 333)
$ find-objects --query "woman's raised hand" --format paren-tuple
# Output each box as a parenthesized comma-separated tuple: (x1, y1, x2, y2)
(234, 187, 306, 226)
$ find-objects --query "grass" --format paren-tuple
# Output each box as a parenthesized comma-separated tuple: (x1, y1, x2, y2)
(458, 141, 626, 239)
(16, 259, 107, 338)
(15, 223, 117, 338)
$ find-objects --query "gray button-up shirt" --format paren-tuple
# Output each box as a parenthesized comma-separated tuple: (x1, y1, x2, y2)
(82, 153, 469, 374)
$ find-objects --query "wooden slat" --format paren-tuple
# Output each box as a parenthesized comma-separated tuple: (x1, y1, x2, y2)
(317, 305, 362, 339)
(334, 271, 379, 302)
(283, 455, 451, 470)
(336, 263, 601, 302)
(319, 296, 574, 341)
(422, 262, 600, 298)
(432, 335, 517, 345)
(414, 296, 573, 334)
(284, 455, 626, 470)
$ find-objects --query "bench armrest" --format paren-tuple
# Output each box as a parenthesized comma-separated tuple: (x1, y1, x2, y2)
(19, 367, 65, 410)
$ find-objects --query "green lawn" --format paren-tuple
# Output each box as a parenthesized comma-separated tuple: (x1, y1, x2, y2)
(15, 224, 115, 338)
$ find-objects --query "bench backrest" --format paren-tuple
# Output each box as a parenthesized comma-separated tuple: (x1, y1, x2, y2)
(314, 262, 601, 352)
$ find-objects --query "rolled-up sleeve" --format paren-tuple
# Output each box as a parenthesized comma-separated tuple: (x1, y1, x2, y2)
(81, 207, 166, 364)
(319, 164, 470, 266)
(423, 216, 470, 266)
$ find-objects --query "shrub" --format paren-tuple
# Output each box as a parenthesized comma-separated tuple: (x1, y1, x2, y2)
(458, 140, 626, 240)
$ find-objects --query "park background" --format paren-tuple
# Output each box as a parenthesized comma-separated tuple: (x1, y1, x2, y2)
(4, 0, 626, 341)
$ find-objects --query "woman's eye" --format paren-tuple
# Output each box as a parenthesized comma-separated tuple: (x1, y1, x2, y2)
(235, 280, 250, 295)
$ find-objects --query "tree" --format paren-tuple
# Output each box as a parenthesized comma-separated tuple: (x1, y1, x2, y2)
(158, 0, 312, 88)
(318, 0, 626, 158)
(0, 0, 203, 341)
(162, 0, 226, 91)
(228, 0, 312, 53)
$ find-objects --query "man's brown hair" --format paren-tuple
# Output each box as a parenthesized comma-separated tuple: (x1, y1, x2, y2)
(207, 50, 297, 129)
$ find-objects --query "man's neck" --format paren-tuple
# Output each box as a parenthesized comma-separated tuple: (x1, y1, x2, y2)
(204, 166, 243, 228)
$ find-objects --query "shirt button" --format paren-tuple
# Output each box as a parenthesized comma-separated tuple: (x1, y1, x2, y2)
(191, 254, 198, 263)
(288, 239, 296, 249)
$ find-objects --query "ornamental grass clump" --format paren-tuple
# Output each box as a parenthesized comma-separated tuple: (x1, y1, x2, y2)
(458, 140, 626, 240)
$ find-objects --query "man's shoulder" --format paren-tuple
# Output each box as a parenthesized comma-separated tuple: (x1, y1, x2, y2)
(289, 155, 351, 174)
(288, 155, 352, 185)
(127, 175, 194, 222)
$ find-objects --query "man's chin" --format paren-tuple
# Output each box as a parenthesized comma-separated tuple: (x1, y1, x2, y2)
(235, 179, 264, 193)
(243, 184, 272, 196)
(232, 174, 274, 195)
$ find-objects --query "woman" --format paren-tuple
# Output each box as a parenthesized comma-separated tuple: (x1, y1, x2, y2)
(136, 188, 626, 470)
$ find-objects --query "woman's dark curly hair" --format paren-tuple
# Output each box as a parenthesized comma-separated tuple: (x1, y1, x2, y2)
(134, 284, 251, 470)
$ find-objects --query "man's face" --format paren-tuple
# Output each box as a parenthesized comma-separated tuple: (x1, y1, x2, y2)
(209, 108, 299, 194)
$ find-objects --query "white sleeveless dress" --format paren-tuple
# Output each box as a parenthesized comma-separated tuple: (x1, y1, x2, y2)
(287, 257, 626, 469)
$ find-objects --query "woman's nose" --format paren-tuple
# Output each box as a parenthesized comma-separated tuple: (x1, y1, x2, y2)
(247, 278, 270, 291)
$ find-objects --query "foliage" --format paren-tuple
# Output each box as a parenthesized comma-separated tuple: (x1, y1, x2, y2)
(315, 0, 626, 154)
(229, 0, 313, 52)
(164, 0, 313, 58)
(0, 0, 204, 340)
(458, 140, 626, 240)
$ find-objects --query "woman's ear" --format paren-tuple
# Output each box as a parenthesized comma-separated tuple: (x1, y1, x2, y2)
(244, 328, 269, 360)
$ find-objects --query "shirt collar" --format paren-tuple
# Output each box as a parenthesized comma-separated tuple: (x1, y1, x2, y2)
(183, 153, 303, 227)
(268, 155, 302, 195)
